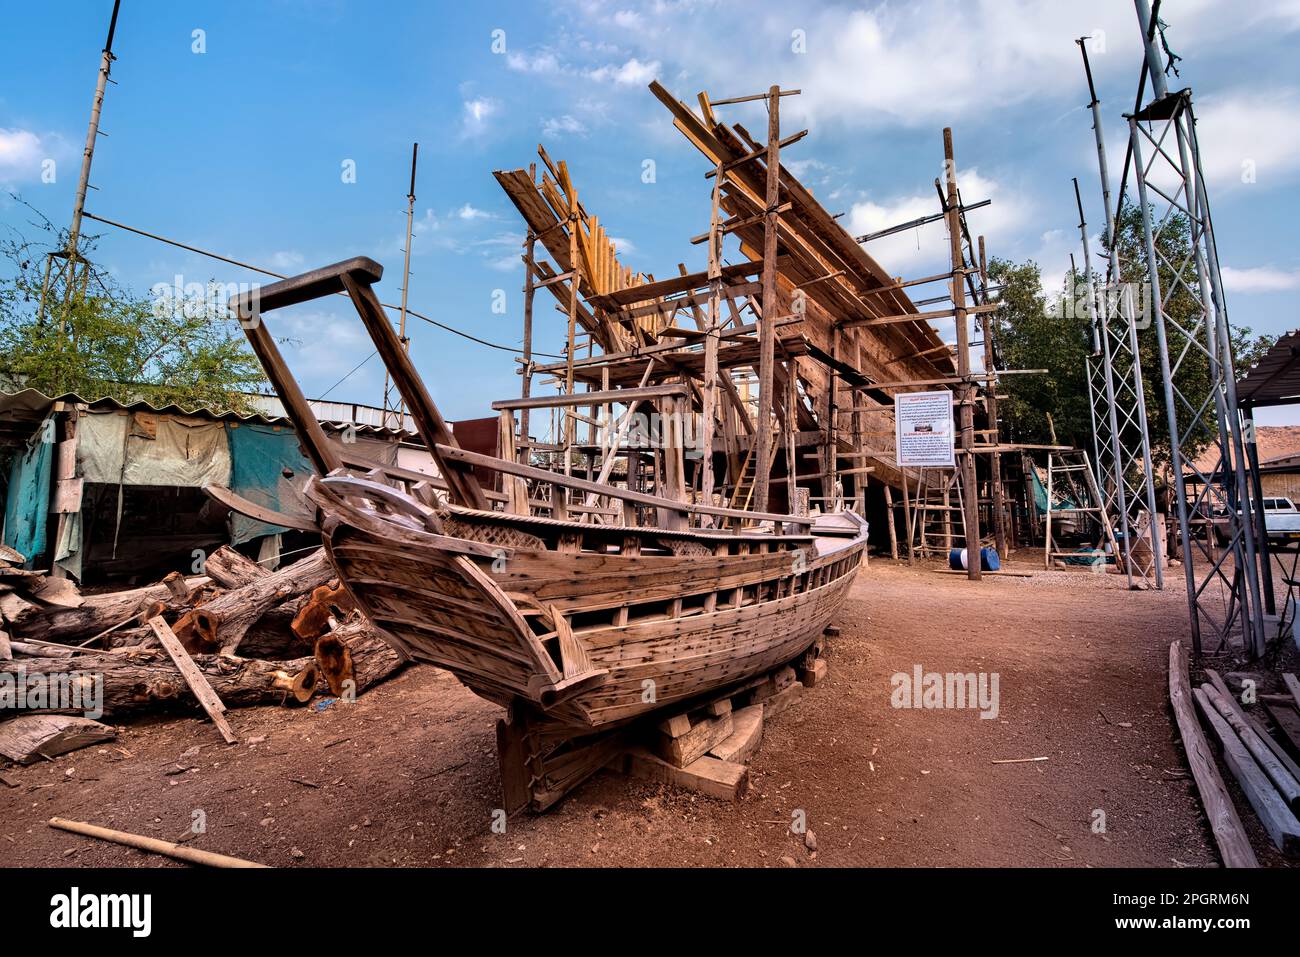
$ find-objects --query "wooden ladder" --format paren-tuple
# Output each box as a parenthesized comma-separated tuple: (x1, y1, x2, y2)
(1043, 449, 1121, 570)
(729, 429, 777, 514)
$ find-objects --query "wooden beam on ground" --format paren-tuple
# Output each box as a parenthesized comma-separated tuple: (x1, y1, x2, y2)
(147, 616, 237, 744)
(1167, 641, 1258, 867)
(1194, 686, 1300, 856)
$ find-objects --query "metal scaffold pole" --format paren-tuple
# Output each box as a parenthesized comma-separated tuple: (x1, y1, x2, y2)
(1077, 35, 1164, 590)
(1127, 0, 1263, 654)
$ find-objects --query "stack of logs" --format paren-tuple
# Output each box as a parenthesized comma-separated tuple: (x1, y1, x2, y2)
(0, 544, 405, 757)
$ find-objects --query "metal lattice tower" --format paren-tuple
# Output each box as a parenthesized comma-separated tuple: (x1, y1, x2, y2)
(1077, 36, 1164, 589)
(1126, 0, 1264, 655)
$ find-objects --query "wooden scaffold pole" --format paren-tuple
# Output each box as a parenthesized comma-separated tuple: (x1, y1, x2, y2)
(944, 128, 981, 580)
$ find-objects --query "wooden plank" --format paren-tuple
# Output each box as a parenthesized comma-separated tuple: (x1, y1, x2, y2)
(435, 443, 811, 530)
(147, 617, 237, 744)
(1205, 669, 1300, 789)
(619, 746, 748, 801)
(653, 711, 733, 768)
(1194, 686, 1300, 856)
(708, 703, 764, 764)
(1167, 641, 1258, 867)
(1201, 683, 1300, 812)
(491, 383, 688, 411)
(0, 715, 115, 764)
(203, 484, 318, 533)
(1285, 673, 1300, 711)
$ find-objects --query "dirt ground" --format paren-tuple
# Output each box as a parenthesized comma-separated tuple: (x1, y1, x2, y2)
(1, 552, 1285, 868)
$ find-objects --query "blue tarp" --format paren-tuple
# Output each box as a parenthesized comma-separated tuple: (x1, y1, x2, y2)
(3, 427, 53, 566)
(225, 423, 314, 545)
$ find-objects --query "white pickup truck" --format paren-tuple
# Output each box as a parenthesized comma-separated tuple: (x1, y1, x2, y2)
(1213, 496, 1300, 543)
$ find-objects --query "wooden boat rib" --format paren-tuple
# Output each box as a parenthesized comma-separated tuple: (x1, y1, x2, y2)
(228, 258, 868, 807)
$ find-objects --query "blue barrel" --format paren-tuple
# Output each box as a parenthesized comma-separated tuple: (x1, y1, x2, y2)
(949, 547, 1001, 571)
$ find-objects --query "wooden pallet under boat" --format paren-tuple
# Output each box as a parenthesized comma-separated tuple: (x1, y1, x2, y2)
(225, 257, 868, 808)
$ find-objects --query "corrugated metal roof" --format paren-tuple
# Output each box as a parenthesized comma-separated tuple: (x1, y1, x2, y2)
(1237, 329, 1300, 407)
(0, 388, 416, 439)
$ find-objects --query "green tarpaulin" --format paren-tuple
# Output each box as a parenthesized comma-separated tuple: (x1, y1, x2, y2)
(226, 423, 315, 545)
(3, 427, 53, 567)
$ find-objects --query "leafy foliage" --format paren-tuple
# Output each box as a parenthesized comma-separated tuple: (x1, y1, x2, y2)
(988, 204, 1270, 467)
(0, 201, 265, 413)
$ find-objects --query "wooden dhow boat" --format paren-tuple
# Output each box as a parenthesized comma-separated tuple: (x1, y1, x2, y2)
(229, 257, 868, 810)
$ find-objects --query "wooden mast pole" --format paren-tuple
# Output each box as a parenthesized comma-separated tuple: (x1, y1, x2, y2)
(944, 128, 981, 580)
(753, 84, 782, 513)
(702, 161, 724, 514)
(519, 162, 538, 453)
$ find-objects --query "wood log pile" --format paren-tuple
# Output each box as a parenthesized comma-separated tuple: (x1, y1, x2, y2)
(0, 545, 407, 762)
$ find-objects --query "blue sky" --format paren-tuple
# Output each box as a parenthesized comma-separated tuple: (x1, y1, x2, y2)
(3, 0, 1299, 427)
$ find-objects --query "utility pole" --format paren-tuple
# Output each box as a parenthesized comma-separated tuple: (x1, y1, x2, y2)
(384, 142, 418, 431)
(41, 0, 121, 320)
(944, 128, 980, 580)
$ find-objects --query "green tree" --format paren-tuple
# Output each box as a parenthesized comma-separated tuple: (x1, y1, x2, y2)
(986, 256, 1093, 449)
(988, 207, 1270, 466)
(1110, 202, 1268, 466)
(0, 203, 265, 412)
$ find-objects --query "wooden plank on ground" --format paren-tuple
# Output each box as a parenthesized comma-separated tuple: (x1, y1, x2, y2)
(1194, 686, 1300, 857)
(147, 616, 237, 744)
(0, 715, 115, 764)
(1167, 641, 1258, 867)
(620, 746, 748, 801)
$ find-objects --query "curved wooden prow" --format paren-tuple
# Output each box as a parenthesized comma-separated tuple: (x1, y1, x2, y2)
(228, 257, 488, 509)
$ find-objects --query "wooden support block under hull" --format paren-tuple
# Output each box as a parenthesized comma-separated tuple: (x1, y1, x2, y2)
(709, 704, 764, 765)
(654, 711, 734, 768)
(799, 659, 829, 688)
(759, 681, 805, 719)
(616, 747, 749, 802)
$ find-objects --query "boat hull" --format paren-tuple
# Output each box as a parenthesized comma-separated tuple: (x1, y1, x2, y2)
(312, 477, 867, 731)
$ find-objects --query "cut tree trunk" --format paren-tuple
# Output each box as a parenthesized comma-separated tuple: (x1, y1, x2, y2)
(1, 649, 319, 717)
(202, 546, 269, 590)
(8, 576, 211, 643)
(201, 550, 334, 656)
(316, 619, 406, 697)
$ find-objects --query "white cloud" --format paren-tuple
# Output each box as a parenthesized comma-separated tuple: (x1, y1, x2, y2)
(612, 10, 643, 30)
(506, 50, 562, 75)
(269, 250, 305, 270)
(270, 309, 380, 399)
(1193, 89, 1300, 190)
(587, 57, 660, 86)
(542, 114, 588, 138)
(609, 236, 636, 256)
(1221, 266, 1300, 293)
(0, 128, 51, 184)
(456, 203, 492, 221)
(461, 96, 500, 137)
(847, 169, 1031, 275)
